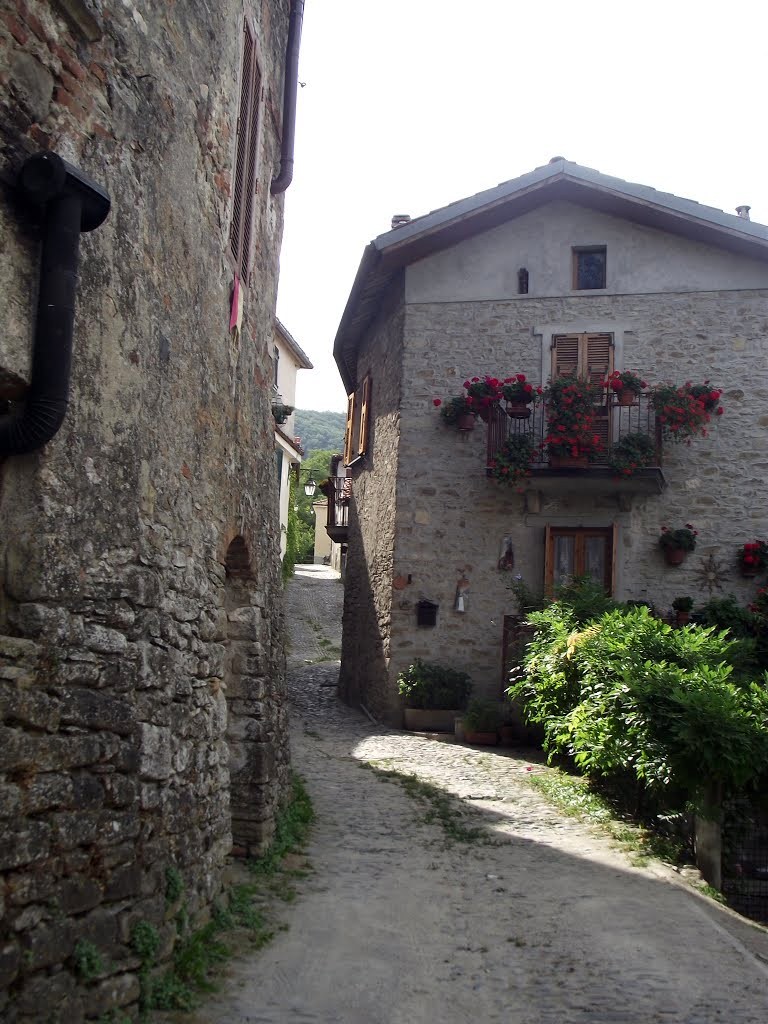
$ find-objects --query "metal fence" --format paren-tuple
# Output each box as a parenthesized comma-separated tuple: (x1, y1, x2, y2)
(486, 392, 662, 468)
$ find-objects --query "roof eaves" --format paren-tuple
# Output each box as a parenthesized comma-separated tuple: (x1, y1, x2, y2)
(275, 318, 314, 369)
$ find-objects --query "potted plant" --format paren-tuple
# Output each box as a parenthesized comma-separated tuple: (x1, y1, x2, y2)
(659, 523, 698, 565)
(398, 659, 472, 732)
(607, 432, 656, 477)
(463, 375, 503, 421)
(672, 595, 694, 625)
(501, 374, 538, 418)
(687, 381, 723, 414)
(738, 541, 768, 578)
(487, 434, 535, 486)
(542, 374, 604, 468)
(651, 382, 723, 442)
(462, 697, 504, 745)
(607, 369, 647, 406)
(272, 401, 294, 425)
(434, 395, 477, 432)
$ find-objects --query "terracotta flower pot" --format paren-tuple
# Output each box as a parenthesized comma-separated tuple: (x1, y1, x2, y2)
(740, 566, 759, 578)
(505, 401, 532, 419)
(499, 724, 516, 746)
(616, 388, 637, 407)
(675, 611, 691, 626)
(663, 546, 687, 566)
(549, 454, 589, 470)
(457, 414, 476, 431)
(465, 731, 498, 746)
(476, 406, 491, 423)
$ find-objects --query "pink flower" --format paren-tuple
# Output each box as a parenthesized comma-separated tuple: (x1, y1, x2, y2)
(433, 398, 442, 407)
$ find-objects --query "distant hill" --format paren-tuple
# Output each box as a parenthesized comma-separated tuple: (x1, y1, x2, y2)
(294, 409, 346, 453)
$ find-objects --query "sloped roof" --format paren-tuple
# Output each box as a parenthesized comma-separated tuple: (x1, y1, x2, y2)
(333, 158, 768, 391)
(275, 318, 313, 370)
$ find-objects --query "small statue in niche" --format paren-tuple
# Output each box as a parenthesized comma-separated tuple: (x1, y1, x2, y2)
(454, 577, 470, 613)
(498, 535, 515, 571)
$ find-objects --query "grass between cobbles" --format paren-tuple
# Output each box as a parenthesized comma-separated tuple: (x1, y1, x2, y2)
(527, 767, 690, 867)
(142, 772, 314, 1017)
(362, 761, 494, 846)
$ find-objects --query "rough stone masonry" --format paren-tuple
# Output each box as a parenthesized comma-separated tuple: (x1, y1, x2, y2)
(0, 1, 293, 1020)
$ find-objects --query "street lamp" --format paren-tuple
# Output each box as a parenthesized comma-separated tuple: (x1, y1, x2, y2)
(293, 464, 319, 497)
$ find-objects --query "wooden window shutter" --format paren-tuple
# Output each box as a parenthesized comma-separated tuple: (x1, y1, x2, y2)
(357, 375, 372, 457)
(343, 391, 355, 466)
(586, 333, 614, 452)
(229, 22, 261, 282)
(585, 333, 613, 385)
(552, 334, 580, 379)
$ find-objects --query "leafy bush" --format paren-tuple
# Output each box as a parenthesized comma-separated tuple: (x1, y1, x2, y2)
(463, 697, 503, 732)
(397, 659, 472, 710)
(608, 432, 656, 477)
(552, 574, 618, 624)
(509, 602, 768, 809)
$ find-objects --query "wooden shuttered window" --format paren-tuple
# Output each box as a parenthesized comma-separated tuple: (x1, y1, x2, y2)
(357, 375, 372, 457)
(343, 374, 373, 466)
(544, 525, 617, 596)
(552, 333, 614, 452)
(229, 21, 262, 283)
(343, 391, 355, 466)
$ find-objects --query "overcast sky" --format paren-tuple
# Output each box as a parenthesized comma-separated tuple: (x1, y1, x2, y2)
(276, 0, 768, 414)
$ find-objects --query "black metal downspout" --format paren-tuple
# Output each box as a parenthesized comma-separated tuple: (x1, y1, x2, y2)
(0, 152, 110, 456)
(270, 0, 304, 195)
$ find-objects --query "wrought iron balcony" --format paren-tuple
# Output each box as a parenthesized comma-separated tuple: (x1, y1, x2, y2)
(324, 476, 349, 543)
(485, 392, 666, 496)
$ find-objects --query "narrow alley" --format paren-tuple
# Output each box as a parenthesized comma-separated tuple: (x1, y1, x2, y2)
(199, 565, 768, 1024)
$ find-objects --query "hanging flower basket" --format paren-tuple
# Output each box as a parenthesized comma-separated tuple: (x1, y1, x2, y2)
(434, 395, 478, 431)
(505, 401, 532, 419)
(659, 524, 697, 566)
(608, 370, 647, 407)
(501, 375, 536, 418)
(738, 541, 768, 577)
(463, 376, 503, 422)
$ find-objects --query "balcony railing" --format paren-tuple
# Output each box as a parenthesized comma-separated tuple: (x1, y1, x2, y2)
(325, 476, 349, 543)
(486, 391, 665, 493)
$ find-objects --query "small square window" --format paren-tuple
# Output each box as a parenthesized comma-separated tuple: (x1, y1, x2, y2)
(573, 247, 607, 290)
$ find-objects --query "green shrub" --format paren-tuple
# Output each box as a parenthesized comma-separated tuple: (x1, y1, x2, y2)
(463, 697, 503, 732)
(552, 574, 618, 624)
(397, 659, 472, 710)
(509, 602, 768, 809)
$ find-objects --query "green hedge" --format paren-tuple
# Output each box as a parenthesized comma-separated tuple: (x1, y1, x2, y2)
(508, 602, 768, 810)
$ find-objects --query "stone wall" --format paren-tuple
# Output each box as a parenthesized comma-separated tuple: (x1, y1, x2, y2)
(344, 285, 768, 714)
(338, 294, 404, 724)
(0, 1, 292, 1019)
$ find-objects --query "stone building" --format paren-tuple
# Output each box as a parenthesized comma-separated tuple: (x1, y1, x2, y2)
(1, 0, 302, 1019)
(331, 159, 768, 725)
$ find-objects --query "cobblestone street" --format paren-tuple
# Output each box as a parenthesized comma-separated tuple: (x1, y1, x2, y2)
(200, 564, 768, 1023)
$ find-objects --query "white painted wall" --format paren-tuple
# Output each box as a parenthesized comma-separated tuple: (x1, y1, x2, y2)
(406, 200, 768, 303)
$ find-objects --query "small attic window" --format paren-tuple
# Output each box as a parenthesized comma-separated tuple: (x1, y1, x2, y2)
(573, 247, 607, 290)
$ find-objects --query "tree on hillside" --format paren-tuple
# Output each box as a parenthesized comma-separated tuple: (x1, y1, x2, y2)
(294, 409, 346, 452)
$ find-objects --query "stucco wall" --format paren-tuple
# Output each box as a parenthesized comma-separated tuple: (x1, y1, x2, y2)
(0, 1, 291, 1019)
(406, 201, 768, 303)
(338, 293, 404, 723)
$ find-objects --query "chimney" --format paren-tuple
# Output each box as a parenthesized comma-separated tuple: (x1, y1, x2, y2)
(391, 214, 411, 229)
(736, 205, 751, 221)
